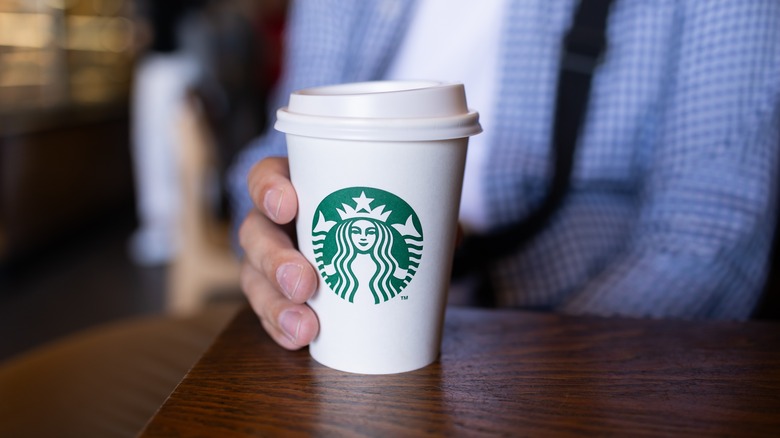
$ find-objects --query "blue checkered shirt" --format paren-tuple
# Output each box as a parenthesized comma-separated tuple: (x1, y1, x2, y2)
(228, 0, 780, 320)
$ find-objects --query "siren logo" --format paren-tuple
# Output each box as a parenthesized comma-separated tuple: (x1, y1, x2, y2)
(312, 187, 423, 304)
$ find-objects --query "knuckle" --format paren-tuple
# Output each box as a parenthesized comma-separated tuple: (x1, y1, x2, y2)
(239, 261, 255, 296)
(237, 213, 253, 249)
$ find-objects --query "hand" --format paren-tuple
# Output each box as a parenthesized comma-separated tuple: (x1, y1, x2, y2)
(239, 157, 319, 350)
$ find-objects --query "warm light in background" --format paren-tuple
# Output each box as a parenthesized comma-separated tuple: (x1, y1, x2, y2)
(65, 15, 134, 52)
(0, 0, 135, 110)
(0, 13, 54, 48)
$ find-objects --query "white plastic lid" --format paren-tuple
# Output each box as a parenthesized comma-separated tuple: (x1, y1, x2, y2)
(275, 81, 482, 141)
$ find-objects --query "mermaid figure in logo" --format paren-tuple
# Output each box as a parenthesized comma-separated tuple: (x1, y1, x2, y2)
(315, 190, 421, 304)
(325, 216, 408, 304)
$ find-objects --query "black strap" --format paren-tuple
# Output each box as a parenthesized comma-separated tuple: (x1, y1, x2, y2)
(452, 0, 615, 279)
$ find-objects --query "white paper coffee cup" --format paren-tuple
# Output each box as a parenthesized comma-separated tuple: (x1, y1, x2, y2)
(276, 81, 481, 374)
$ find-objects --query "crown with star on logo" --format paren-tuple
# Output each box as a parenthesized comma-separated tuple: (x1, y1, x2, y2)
(337, 191, 392, 222)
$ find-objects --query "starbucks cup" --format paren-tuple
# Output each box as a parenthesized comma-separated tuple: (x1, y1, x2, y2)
(275, 80, 481, 374)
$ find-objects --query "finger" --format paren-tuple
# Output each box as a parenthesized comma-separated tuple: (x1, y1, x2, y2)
(239, 209, 318, 303)
(241, 260, 319, 350)
(247, 157, 298, 224)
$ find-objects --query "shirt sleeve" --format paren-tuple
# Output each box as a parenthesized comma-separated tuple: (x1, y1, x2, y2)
(225, 0, 365, 236)
(560, 1, 780, 319)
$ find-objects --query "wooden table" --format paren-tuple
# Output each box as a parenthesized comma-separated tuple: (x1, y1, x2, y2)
(141, 306, 780, 436)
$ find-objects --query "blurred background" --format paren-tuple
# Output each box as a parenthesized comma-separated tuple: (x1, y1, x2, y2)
(0, 0, 287, 362)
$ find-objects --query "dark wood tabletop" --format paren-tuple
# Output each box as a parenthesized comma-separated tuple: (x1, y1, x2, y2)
(140, 305, 780, 436)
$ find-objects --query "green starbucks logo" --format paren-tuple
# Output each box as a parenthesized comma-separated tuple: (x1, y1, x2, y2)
(312, 187, 423, 304)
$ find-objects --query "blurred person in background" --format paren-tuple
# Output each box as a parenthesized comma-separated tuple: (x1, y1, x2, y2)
(1, 2, 287, 437)
(128, 0, 210, 265)
(129, 0, 283, 266)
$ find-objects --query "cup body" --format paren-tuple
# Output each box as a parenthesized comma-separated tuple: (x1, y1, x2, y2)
(277, 81, 480, 374)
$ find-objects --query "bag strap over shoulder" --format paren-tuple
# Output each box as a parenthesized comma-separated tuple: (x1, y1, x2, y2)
(452, 0, 616, 278)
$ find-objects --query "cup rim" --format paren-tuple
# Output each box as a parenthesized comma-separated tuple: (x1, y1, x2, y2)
(276, 80, 482, 141)
(276, 108, 481, 141)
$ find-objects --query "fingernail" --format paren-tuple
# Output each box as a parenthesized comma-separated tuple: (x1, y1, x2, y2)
(279, 310, 302, 343)
(277, 264, 303, 300)
(264, 188, 283, 221)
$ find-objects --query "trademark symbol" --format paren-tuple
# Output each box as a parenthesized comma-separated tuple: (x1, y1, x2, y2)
(401, 296, 409, 300)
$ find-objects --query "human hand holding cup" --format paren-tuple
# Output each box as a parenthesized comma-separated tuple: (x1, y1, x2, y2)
(270, 80, 481, 374)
